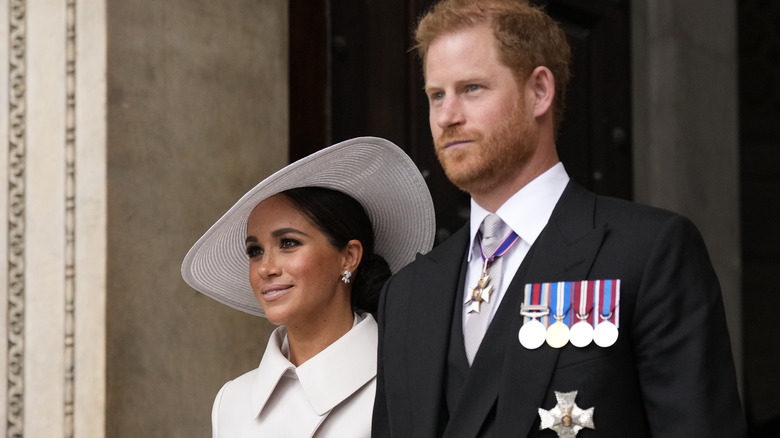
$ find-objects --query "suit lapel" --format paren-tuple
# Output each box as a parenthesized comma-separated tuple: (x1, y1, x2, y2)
(495, 181, 607, 436)
(405, 228, 469, 436)
(441, 182, 607, 438)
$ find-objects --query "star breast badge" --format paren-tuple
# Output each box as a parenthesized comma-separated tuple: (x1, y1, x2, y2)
(538, 390, 595, 438)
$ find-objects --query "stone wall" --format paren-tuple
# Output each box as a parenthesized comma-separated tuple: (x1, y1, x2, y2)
(105, 0, 287, 436)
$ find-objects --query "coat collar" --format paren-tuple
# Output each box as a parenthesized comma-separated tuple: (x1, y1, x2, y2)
(250, 313, 378, 417)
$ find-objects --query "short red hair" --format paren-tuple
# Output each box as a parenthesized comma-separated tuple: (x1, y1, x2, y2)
(414, 0, 572, 133)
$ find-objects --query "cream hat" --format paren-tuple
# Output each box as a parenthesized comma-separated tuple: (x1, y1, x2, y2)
(181, 136, 436, 316)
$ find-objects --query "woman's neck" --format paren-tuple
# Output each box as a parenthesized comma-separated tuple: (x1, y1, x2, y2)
(286, 308, 355, 366)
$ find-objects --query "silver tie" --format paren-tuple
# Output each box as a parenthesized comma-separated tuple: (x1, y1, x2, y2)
(464, 214, 509, 364)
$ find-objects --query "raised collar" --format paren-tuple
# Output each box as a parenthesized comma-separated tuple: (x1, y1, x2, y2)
(250, 313, 378, 417)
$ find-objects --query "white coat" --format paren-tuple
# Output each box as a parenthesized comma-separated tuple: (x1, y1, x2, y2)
(211, 313, 377, 437)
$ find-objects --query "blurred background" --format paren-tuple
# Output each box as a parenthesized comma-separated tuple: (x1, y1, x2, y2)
(0, 0, 776, 436)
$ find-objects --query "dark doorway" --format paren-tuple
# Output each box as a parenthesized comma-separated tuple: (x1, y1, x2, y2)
(289, 0, 632, 241)
(738, 0, 780, 435)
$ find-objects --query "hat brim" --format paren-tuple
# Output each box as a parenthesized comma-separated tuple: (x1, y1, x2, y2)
(181, 137, 436, 317)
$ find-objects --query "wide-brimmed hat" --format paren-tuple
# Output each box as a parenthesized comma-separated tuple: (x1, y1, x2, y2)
(181, 136, 436, 317)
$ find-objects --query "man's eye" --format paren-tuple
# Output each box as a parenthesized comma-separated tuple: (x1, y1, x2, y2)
(429, 91, 444, 101)
(246, 245, 263, 258)
(466, 84, 481, 92)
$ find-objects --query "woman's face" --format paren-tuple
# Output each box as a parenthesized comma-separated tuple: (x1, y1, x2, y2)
(245, 194, 353, 327)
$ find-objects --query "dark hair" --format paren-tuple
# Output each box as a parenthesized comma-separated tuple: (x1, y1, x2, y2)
(279, 186, 391, 315)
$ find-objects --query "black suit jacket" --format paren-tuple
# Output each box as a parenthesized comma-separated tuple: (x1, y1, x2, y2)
(372, 182, 746, 437)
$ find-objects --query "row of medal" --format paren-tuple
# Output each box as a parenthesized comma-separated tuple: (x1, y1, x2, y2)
(518, 279, 620, 349)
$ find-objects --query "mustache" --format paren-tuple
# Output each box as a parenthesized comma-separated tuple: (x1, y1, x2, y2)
(434, 128, 483, 148)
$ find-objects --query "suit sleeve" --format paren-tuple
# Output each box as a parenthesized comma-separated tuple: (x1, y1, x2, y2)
(631, 215, 746, 437)
(371, 278, 392, 438)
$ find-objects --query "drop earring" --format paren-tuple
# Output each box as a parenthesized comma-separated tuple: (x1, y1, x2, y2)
(341, 270, 352, 284)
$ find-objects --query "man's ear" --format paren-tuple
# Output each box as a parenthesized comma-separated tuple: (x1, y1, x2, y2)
(527, 66, 555, 118)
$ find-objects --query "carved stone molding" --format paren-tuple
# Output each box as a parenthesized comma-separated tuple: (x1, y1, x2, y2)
(64, 0, 77, 436)
(7, 0, 26, 436)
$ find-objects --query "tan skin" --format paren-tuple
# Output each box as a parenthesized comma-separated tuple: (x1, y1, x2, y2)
(425, 24, 559, 212)
(245, 194, 363, 366)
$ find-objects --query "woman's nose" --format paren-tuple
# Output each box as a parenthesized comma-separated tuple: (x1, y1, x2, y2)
(257, 255, 280, 278)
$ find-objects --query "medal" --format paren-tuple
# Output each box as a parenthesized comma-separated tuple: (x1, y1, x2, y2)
(569, 319, 594, 348)
(593, 317, 618, 347)
(464, 229, 519, 314)
(519, 304, 548, 349)
(519, 319, 547, 349)
(538, 390, 595, 438)
(546, 282, 571, 348)
(569, 280, 594, 348)
(546, 318, 570, 348)
(465, 259, 494, 314)
(593, 279, 620, 347)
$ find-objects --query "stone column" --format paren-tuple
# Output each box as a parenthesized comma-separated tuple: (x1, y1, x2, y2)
(632, 0, 742, 388)
(1, 0, 107, 436)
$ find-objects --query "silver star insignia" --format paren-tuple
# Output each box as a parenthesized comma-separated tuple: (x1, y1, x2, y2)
(465, 283, 494, 314)
(538, 390, 595, 438)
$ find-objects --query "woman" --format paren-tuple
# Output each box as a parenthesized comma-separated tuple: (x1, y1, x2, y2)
(181, 137, 435, 437)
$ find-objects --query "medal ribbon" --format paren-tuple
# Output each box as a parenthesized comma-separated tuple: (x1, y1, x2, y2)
(478, 230, 520, 266)
(598, 279, 621, 327)
(587, 280, 597, 326)
(523, 279, 621, 328)
(522, 282, 549, 324)
(549, 281, 571, 326)
(572, 280, 594, 325)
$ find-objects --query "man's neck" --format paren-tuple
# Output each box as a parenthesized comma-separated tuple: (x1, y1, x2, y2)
(471, 153, 559, 213)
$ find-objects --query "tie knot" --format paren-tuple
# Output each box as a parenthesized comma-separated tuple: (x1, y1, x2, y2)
(480, 214, 507, 255)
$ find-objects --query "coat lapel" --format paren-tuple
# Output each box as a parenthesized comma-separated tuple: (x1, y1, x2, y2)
(405, 228, 470, 436)
(441, 182, 607, 438)
(495, 181, 607, 436)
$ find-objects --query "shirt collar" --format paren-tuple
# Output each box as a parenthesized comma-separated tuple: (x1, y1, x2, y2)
(468, 163, 570, 261)
(250, 313, 378, 417)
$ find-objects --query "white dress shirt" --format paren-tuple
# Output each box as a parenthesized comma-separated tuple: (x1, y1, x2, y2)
(212, 313, 377, 438)
(462, 163, 569, 329)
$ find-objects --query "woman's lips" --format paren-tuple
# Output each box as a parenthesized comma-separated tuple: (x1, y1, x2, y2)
(262, 285, 292, 300)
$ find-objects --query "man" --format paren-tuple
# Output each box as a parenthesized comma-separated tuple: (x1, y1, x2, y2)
(372, 0, 746, 437)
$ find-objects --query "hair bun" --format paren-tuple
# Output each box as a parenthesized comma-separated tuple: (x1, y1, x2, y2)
(352, 253, 391, 316)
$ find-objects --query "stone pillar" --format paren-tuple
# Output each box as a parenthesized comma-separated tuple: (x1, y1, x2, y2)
(632, 0, 742, 388)
(1, 0, 107, 436)
(1, 0, 289, 436)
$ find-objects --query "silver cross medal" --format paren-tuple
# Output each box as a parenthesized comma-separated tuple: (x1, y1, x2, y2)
(538, 391, 595, 438)
(466, 259, 494, 313)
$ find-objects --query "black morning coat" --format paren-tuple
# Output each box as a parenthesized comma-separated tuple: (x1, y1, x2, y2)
(372, 181, 746, 438)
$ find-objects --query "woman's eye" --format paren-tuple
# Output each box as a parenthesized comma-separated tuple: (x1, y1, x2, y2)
(280, 238, 300, 249)
(246, 245, 263, 258)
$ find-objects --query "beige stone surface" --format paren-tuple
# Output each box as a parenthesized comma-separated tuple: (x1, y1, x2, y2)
(105, 0, 287, 436)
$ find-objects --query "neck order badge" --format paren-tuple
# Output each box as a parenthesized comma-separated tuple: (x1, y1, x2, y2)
(464, 221, 519, 314)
